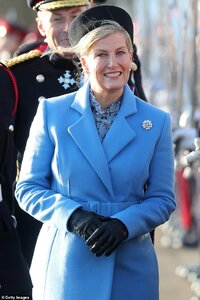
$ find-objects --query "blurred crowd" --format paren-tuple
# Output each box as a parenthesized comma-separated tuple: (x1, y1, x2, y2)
(0, 16, 42, 61)
(159, 112, 200, 300)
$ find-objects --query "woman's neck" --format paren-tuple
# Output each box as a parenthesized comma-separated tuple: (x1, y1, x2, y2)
(91, 88, 124, 109)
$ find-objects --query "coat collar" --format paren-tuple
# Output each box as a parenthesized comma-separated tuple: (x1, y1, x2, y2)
(68, 82, 137, 198)
(71, 81, 137, 116)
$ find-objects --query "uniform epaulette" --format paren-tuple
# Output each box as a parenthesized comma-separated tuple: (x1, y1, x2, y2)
(4, 49, 42, 68)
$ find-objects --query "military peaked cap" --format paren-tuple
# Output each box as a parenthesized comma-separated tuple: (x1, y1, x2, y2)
(27, 0, 90, 11)
(68, 5, 134, 47)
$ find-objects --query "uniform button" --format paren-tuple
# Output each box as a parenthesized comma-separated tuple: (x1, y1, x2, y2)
(38, 96, 45, 102)
(8, 125, 14, 131)
(36, 74, 45, 82)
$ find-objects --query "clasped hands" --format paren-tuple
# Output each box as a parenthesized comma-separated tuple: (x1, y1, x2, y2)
(68, 209, 128, 257)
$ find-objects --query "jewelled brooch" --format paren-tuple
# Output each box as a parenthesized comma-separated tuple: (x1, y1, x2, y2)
(142, 120, 153, 130)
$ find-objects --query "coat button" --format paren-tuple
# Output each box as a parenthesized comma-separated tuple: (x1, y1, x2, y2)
(36, 74, 45, 83)
(8, 125, 14, 131)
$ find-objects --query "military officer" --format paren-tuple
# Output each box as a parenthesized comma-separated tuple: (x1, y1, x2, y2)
(0, 63, 32, 297)
(4, 0, 91, 267)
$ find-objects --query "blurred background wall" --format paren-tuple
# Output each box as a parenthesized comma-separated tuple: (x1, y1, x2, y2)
(0, 0, 35, 25)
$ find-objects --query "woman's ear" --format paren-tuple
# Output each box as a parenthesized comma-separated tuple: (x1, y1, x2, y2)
(129, 50, 133, 62)
(81, 57, 89, 75)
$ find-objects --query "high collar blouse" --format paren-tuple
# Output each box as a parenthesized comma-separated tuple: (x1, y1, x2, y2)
(90, 90, 122, 142)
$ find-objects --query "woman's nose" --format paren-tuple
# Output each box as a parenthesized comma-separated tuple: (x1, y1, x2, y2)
(107, 54, 117, 67)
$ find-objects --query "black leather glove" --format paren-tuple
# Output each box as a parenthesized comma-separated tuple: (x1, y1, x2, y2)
(86, 218, 128, 257)
(68, 208, 110, 240)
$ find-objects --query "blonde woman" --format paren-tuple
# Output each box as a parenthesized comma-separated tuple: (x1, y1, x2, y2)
(16, 6, 176, 300)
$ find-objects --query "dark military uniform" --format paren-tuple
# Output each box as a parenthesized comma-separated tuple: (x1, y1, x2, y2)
(9, 51, 79, 156)
(0, 63, 32, 297)
(5, 47, 80, 266)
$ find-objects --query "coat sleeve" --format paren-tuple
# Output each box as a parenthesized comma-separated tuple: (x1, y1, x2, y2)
(112, 112, 176, 240)
(15, 99, 81, 231)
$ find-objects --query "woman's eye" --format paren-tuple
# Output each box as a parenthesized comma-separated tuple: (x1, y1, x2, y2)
(97, 53, 107, 57)
(117, 51, 125, 55)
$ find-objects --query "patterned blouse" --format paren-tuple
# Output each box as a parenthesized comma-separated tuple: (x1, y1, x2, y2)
(90, 90, 122, 142)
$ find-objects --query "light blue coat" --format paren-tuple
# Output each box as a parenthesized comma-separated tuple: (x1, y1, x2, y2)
(15, 82, 176, 300)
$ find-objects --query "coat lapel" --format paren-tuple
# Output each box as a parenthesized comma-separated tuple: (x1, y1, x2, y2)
(68, 82, 115, 199)
(103, 85, 137, 162)
(68, 83, 137, 197)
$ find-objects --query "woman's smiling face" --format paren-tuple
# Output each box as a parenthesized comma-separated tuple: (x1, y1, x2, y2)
(81, 31, 132, 101)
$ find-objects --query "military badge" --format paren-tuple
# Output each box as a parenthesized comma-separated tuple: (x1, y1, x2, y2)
(58, 71, 76, 90)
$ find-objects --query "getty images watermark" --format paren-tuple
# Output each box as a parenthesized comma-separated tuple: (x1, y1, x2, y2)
(0, 296, 31, 299)
(0, 281, 32, 300)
